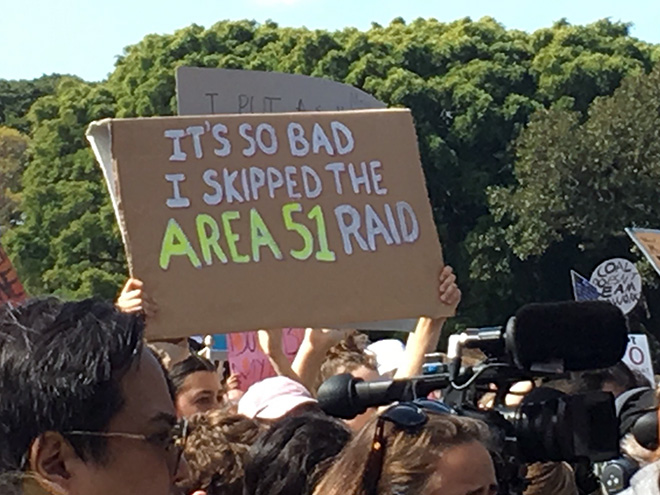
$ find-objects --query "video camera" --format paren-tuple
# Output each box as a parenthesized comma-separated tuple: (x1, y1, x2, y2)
(317, 301, 630, 495)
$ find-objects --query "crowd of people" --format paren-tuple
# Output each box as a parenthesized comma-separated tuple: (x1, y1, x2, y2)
(0, 265, 659, 495)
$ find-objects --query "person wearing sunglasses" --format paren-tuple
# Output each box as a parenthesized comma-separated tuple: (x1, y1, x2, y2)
(0, 298, 190, 495)
(313, 401, 498, 495)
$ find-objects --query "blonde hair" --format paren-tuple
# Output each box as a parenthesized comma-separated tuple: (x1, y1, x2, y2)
(313, 411, 490, 495)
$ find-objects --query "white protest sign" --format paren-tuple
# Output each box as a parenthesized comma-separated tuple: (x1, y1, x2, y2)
(622, 334, 655, 386)
(589, 258, 642, 314)
(176, 67, 386, 116)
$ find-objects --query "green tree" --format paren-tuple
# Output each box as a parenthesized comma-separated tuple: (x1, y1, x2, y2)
(488, 64, 660, 265)
(473, 64, 660, 338)
(4, 17, 658, 331)
(0, 75, 62, 133)
(3, 78, 124, 298)
(0, 126, 29, 233)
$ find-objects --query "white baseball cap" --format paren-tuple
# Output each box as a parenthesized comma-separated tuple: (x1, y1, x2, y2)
(366, 339, 406, 376)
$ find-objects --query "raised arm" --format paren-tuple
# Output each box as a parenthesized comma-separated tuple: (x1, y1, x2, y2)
(394, 265, 461, 379)
(257, 328, 301, 383)
(291, 328, 353, 394)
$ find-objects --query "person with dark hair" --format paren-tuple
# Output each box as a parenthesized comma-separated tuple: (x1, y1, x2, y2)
(0, 298, 189, 495)
(620, 383, 660, 495)
(579, 361, 651, 397)
(178, 411, 264, 495)
(244, 412, 351, 495)
(170, 354, 226, 418)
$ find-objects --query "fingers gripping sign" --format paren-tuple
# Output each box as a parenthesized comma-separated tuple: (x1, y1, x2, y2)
(438, 265, 461, 309)
(116, 278, 158, 318)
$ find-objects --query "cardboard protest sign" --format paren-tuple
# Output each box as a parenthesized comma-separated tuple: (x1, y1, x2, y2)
(178, 68, 414, 333)
(0, 243, 26, 304)
(87, 109, 449, 339)
(626, 228, 660, 277)
(589, 258, 641, 315)
(623, 334, 655, 386)
(176, 67, 385, 116)
(227, 328, 304, 391)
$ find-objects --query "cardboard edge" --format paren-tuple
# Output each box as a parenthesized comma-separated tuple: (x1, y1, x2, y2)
(334, 318, 419, 332)
(626, 227, 660, 277)
(175, 66, 387, 111)
(85, 120, 134, 274)
(110, 107, 408, 122)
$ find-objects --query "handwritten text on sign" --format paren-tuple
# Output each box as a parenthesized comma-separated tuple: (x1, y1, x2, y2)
(622, 334, 655, 386)
(159, 119, 420, 268)
(102, 109, 446, 338)
(227, 328, 304, 391)
(589, 258, 641, 315)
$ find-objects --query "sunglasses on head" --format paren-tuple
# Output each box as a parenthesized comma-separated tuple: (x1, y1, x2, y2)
(362, 400, 453, 495)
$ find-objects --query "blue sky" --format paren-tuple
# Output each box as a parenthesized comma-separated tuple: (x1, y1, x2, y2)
(1, 0, 658, 81)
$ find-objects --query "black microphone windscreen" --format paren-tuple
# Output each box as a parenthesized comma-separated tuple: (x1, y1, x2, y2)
(511, 301, 628, 371)
(317, 373, 362, 419)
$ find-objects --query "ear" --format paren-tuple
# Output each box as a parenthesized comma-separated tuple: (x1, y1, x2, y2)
(28, 432, 77, 493)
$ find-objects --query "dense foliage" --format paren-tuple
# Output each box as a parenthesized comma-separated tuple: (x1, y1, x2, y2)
(1, 17, 659, 336)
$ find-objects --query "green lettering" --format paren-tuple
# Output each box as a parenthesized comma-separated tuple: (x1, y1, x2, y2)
(282, 202, 314, 261)
(250, 208, 283, 262)
(159, 218, 202, 270)
(308, 205, 336, 262)
(221, 211, 249, 263)
(196, 214, 228, 265)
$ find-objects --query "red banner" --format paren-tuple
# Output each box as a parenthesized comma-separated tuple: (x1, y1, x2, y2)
(0, 244, 26, 304)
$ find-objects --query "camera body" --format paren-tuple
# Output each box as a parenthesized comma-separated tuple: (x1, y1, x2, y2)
(318, 301, 631, 495)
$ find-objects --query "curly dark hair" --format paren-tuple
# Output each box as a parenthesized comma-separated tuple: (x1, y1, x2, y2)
(178, 411, 264, 495)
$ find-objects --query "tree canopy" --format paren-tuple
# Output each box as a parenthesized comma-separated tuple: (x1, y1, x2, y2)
(0, 126, 29, 234)
(0, 75, 63, 133)
(1, 17, 659, 335)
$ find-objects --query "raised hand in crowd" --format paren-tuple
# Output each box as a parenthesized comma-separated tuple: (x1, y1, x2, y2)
(224, 373, 244, 406)
(394, 264, 461, 379)
(258, 327, 353, 394)
(257, 328, 301, 383)
(116, 277, 158, 317)
(292, 327, 353, 393)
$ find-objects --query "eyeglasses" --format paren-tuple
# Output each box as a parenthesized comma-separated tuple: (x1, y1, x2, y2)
(64, 418, 189, 476)
(362, 400, 451, 495)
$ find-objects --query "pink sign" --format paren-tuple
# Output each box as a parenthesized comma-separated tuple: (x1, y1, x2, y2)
(227, 328, 305, 390)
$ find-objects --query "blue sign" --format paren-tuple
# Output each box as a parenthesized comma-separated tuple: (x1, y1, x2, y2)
(571, 270, 600, 301)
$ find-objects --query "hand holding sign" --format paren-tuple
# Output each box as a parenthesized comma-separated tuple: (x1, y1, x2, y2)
(116, 278, 158, 318)
(438, 265, 461, 307)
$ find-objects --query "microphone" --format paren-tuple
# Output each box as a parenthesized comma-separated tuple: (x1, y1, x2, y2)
(318, 301, 629, 418)
(456, 301, 628, 372)
(317, 373, 451, 419)
(507, 301, 628, 371)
